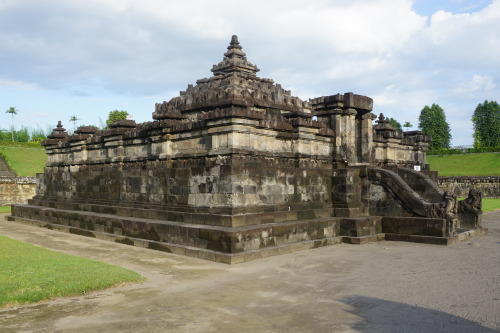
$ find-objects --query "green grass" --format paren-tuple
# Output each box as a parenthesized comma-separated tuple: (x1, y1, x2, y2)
(0, 236, 144, 308)
(482, 198, 500, 213)
(427, 153, 500, 176)
(0, 146, 47, 176)
(0, 140, 46, 149)
(0, 206, 11, 213)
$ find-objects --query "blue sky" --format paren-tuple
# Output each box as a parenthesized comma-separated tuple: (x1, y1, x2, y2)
(1, 0, 498, 145)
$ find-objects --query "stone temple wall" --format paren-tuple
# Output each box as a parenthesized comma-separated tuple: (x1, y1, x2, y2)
(0, 177, 36, 206)
(35, 108, 337, 228)
(372, 129, 431, 169)
(438, 176, 500, 198)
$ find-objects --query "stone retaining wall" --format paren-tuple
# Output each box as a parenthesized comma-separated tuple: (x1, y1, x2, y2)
(438, 176, 500, 198)
(0, 177, 37, 206)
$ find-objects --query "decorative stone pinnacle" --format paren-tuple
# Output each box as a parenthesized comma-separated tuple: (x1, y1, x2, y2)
(377, 113, 386, 123)
(374, 113, 397, 131)
(228, 35, 242, 50)
(211, 35, 260, 76)
(54, 121, 66, 132)
(47, 121, 68, 139)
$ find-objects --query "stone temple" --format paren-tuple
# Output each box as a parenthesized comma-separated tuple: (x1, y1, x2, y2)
(8, 36, 485, 263)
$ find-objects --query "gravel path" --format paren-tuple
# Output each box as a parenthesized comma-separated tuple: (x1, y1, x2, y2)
(1, 211, 499, 333)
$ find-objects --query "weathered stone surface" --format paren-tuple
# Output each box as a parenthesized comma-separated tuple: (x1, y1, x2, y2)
(439, 176, 500, 198)
(0, 177, 36, 206)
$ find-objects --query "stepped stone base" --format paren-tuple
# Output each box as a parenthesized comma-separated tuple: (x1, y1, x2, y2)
(6, 203, 487, 263)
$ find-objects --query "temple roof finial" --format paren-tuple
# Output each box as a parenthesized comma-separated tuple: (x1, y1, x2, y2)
(211, 35, 260, 76)
(228, 35, 242, 50)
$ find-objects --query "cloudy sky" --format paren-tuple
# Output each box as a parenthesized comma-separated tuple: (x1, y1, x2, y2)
(1, 0, 498, 145)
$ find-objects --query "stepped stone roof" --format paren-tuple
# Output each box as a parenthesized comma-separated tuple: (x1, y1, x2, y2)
(153, 35, 312, 121)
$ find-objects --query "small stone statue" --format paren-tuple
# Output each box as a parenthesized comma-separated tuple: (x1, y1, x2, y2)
(427, 191, 458, 236)
(458, 189, 483, 215)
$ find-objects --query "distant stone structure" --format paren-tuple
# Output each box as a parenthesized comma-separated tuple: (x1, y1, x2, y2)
(0, 177, 36, 206)
(0, 155, 36, 206)
(8, 36, 486, 263)
(439, 176, 500, 198)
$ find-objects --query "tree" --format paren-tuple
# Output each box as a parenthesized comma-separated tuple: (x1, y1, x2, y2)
(106, 110, 129, 128)
(418, 104, 451, 150)
(387, 117, 402, 131)
(5, 107, 18, 142)
(472, 100, 500, 148)
(69, 115, 80, 132)
(403, 121, 413, 130)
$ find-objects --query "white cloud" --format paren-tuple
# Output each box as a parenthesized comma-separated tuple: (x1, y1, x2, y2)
(0, 79, 39, 90)
(0, 0, 499, 146)
(453, 75, 496, 95)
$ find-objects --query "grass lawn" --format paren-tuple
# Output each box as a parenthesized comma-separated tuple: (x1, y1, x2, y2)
(0, 146, 47, 176)
(427, 153, 499, 176)
(482, 198, 500, 213)
(0, 236, 144, 308)
(0, 206, 11, 213)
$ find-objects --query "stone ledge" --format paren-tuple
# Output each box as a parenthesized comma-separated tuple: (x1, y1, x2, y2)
(9, 205, 343, 254)
(385, 228, 487, 245)
(0, 176, 37, 184)
(342, 234, 385, 244)
(5, 215, 343, 264)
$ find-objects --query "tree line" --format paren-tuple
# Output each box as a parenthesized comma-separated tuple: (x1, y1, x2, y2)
(1, 109, 129, 143)
(418, 101, 499, 150)
(383, 101, 499, 150)
(2, 103, 499, 149)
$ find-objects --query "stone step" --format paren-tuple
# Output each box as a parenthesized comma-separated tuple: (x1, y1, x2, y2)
(6, 214, 343, 264)
(11, 204, 344, 256)
(27, 198, 335, 228)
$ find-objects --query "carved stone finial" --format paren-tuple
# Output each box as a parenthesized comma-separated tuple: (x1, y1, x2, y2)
(47, 121, 68, 139)
(228, 35, 242, 50)
(211, 35, 260, 76)
(373, 113, 397, 131)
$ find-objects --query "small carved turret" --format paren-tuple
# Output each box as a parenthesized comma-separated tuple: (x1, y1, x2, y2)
(373, 113, 397, 132)
(47, 121, 68, 139)
(41, 121, 68, 147)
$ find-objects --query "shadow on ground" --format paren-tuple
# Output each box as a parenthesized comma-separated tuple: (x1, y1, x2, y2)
(343, 295, 498, 333)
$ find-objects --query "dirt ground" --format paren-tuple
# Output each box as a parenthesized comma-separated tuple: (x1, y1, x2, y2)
(0, 211, 499, 333)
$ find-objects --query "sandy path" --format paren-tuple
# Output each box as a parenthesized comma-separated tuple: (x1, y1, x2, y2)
(0, 211, 499, 333)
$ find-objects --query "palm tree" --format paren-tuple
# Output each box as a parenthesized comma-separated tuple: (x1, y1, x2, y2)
(5, 107, 18, 142)
(403, 121, 413, 131)
(69, 115, 80, 132)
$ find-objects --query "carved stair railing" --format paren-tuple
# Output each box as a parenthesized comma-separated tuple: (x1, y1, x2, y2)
(368, 168, 436, 217)
(372, 167, 483, 230)
(367, 168, 458, 236)
(394, 168, 443, 202)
